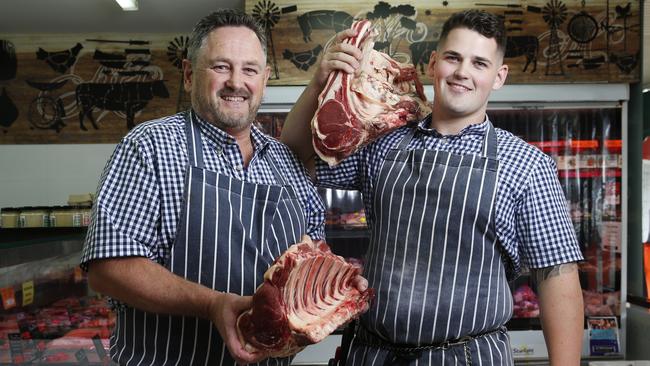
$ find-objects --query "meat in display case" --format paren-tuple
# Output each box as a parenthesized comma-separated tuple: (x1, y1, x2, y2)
(0, 229, 114, 365)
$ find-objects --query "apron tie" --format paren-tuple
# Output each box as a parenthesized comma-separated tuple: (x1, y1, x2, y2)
(356, 324, 505, 365)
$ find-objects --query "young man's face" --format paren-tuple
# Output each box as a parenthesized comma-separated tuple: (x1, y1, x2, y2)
(427, 27, 508, 124)
(183, 26, 270, 130)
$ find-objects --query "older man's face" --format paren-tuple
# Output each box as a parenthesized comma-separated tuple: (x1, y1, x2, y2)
(184, 26, 270, 130)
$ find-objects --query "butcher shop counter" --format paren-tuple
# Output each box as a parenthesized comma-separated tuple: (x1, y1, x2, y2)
(0, 227, 114, 365)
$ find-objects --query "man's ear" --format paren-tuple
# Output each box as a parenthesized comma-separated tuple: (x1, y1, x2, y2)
(264, 65, 271, 86)
(492, 63, 509, 90)
(182, 59, 193, 93)
(426, 50, 437, 78)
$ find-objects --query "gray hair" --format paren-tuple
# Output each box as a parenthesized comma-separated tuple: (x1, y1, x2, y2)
(186, 9, 267, 65)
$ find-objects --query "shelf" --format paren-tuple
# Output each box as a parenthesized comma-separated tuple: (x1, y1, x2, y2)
(325, 226, 370, 239)
(0, 228, 87, 269)
(0, 227, 87, 248)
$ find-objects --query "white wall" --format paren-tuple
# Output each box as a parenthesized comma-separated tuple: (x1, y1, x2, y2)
(0, 144, 115, 208)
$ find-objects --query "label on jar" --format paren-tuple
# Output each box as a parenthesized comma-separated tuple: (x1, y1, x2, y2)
(82, 210, 92, 226)
(73, 212, 82, 227)
(0, 213, 18, 228)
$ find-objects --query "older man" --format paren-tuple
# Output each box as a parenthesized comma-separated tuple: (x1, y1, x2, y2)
(81, 9, 325, 366)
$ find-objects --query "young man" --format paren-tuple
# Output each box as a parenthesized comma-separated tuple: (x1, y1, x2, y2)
(81, 10, 326, 365)
(282, 10, 584, 365)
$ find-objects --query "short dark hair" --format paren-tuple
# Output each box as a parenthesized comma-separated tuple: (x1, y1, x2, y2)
(438, 10, 507, 56)
(187, 9, 267, 65)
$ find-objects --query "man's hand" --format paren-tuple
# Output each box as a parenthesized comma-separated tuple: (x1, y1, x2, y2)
(313, 28, 363, 89)
(352, 274, 368, 292)
(281, 28, 363, 168)
(209, 292, 265, 365)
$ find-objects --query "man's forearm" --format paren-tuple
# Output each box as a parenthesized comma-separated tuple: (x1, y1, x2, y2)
(280, 79, 322, 168)
(87, 257, 220, 319)
(533, 262, 584, 365)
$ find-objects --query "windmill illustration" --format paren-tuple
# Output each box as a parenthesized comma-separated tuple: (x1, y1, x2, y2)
(252, 1, 297, 80)
(253, 1, 281, 79)
(166, 36, 191, 112)
(542, 0, 568, 76)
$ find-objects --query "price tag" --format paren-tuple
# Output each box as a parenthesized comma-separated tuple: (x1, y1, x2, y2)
(21, 281, 34, 306)
(74, 266, 84, 283)
(1, 287, 16, 310)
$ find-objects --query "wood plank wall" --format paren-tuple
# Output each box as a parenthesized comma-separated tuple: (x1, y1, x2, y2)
(0, 0, 640, 143)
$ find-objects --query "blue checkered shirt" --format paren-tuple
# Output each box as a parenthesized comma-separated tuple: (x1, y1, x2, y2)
(316, 115, 583, 278)
(81, 111, 325, 271)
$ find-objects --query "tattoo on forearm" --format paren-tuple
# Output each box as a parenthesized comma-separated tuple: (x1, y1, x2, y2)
(531, 262, 578, 287)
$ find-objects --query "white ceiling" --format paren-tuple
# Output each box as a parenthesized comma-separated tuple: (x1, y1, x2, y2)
(0, 0, 244, 33)
(0, 0, 646, 87)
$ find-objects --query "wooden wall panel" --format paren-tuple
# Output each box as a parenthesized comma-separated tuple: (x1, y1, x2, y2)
(245, 0, 641, 85)
(0, 34, 188, 144)
(0, 0, 640, 143)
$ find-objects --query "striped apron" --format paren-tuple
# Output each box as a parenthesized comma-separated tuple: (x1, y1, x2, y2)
(347, 121, 513, 365)
(109, 112, 306, 366)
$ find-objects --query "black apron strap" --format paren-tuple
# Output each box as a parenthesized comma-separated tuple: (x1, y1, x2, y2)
(262, 153, 290, 187)
(396, 126, 417, 150)
(483, 121, 498, 159)
(184, 110, 205, 169)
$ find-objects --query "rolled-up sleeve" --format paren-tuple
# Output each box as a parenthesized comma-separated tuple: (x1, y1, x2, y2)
(516, 155, 584, 269)
(80, 137, 160, 270)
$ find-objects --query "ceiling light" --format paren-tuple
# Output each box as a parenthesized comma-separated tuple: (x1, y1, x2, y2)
(115, 0, 138, 11)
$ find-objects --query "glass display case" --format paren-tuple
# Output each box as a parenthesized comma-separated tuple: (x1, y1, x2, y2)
(0, 228, 114, 365)
(491, 107, 623, 324)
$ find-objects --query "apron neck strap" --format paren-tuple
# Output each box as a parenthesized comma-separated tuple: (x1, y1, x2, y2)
(184, 111, 290, 186)
(184, 110, 205, 169)
(483, 121, 498, 159)
(262, 153, 289, 186)
(396, 126, 417, 150)
(396, 117, 498, 159)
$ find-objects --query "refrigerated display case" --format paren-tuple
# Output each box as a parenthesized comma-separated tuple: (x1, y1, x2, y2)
(0, 228, 114, 365)
(260, 83, 630, 364)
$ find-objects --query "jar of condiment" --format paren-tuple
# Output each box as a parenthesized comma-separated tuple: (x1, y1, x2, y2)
(0, 207, 20, 228)
(50, 206, 75, 227)
(19, 206, 50, 228)
(81, 207, 92, 226)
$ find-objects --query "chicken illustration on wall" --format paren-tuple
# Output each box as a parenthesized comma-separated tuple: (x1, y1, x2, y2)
(283, 45, 323, 71)
(36, 43, 83, 74)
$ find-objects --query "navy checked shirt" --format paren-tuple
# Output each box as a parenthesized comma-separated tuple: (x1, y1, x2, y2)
(316, 115, 583, 278)
(81, 111, 325, 270)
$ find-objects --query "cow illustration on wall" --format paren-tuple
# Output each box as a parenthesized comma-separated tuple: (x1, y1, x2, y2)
(298, 10, 354, 43)
(76, 80, 170, 130)
(283, 45, 323, 71)
(409, 40, 437, 74)
(504, 35, 539, 73)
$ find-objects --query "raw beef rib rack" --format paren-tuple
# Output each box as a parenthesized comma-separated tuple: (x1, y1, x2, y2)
(236, 235, 373, 358)
(312, 20, 431, 166)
